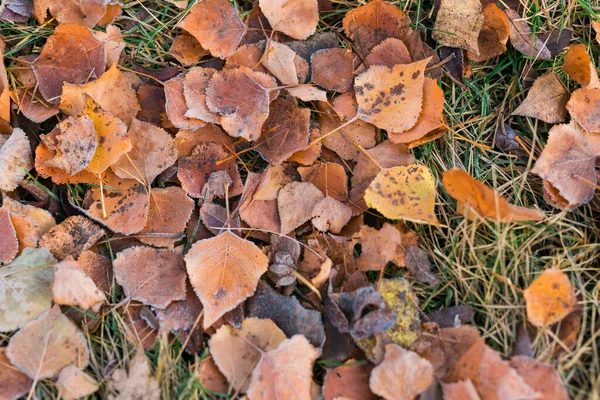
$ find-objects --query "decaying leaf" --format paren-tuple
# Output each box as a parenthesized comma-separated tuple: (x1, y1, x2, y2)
(52, 259, 106, 312)
(0, 208, 19, 264)
(467, 3, 510, 62)
(1, 196, 55, 237)
(34, 0, 108, 27)
(113, 247, 187, 309)
(247, 335, 320, 400)
(209, 318, 286, 392)
(509, 356, 569, 400)
(278, 181, 325, 234)
(7, 305, 89, 380)
(323, 361, 376, 400)
(311, 48, 353, 92)
(442, 168, 544, 222)
(355, 58, 429, 133)
(0, 129, 33, 192)
(164, 74, 205, 130)
(177, 0, 245, 58)
(432, 0, 484, 54)
(505, 9, 551, 59)
(77, 250, 112, 293)
(197, 357, 228, 394)
(352, 223, 417, 271)
(40, 215, 104, 260)
(370, 344, 434, 400)
(259, 0, 319, 40)
(405, 246, 440, 286)
(170, 33, 206, 66)
(109, 348, 160, 400)
(365, 38, 412, 68)
(562, 43, 599, 88)
(566, 85, 600, 133)
(185, 231, 269, 328)
(0, 347, 32, 400)
(239, 172, 282, 233)
(442, 380, 481, 400)
(183, 67, 219, 123)
(365, 164, 439, 225)
(312, 196, 352, 234)
(531, 124, 597, 208)
(298, 162, 349, 202)
(524, 268, 577, 328)
(57, 366, 99, 400)
(512, 73, 569, 123)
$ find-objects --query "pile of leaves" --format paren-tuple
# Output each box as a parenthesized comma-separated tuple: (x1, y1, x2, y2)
(0, 0, 596, 398)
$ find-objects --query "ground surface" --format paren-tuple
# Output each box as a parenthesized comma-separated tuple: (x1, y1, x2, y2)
(2, 0, 600, 399)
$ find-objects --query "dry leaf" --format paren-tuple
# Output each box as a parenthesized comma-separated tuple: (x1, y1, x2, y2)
(531, 124, 597, 208)
(239, 172, 282, 233)
(0, 128, 34, 191)
(253, 165, 290, 201)
(433, 0, 484, 54)
(96, 24, 125, 67)
(505, 9, 551, 59)
(111, 118, 177, 185)
(34, 0, 107, 27)
(57, 366, 99, 400)
(247, 335, 320, 400)
(261, 40, 305, 85)
(278, 181, 325, 234)
(354, 58, 429, 133)
(311, 48, 354, 92)
(0, 207, 18, 264)
(352, 223, 416, 271)
(370, 344, 434, 400)
(0, 347, 32, 400)
(442, 380, 481, 400)
(365, 164, 439, 225)
(512, 73, 569, 123)
(109, 348, 160, 400)
(442, 168, 544, 222)
(9, 212, 39, 255)
(524, 268, 577, 328)
(323, 361, 376, 400)
(200, 202, 241, 235)
(113, 247, 187, 309)
(40, 215, 105, 260)
(405, 246, 440, 285)
(259, 0, 318, 40)
(155, 285, 203, 337)
(176, 0, 245, 58)
(14, 89, 59, 123)
(183, 67, 219, 123)
(298, 162, 349, 202)
(365, 38, 412, 68)
(561, 43, 599, 88)
(164, 74, 205, 130)
(509, 356, 569, 400)
(52, 259, 106, 312)
(185, 231, 269, 328)
(311, 196, 352, 233)
(77, 250, 113, 293)
(7, 305, 89, 380)
(209, 318, 286, 392)
(466, 3, 509, 62)
(566, 86, 600, 132)
(1, 197, 55, 236)
(170, 33, 206, 66)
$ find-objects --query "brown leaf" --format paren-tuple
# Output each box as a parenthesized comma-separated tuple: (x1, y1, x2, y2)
(278, 181, 325, 234)
(566, 86, 600, 132)
(256, 97, 311, 165)
(433, 0, 484, 53)
(0, 207, 18, 264)
(562, 44, 599, 88)
(135, 84, 166, 126)
(2, 197, 55, 237)
(185, 231, 269, 328)
(175, 124, 232, 158)
(0, 129, 32, 191)
(352, 223, 417, 271)
(253, 165, 291, 201)
(114, 247, 187, 309)
(370, 344, 434, 400)
(512, 73, 569, 123)
(288, 126, 322, 165)
(111, 118, 177, 185)
(40, 215, 104, 260)
(170, 33, 206, 66)
(197, 357, 228, 394)
(109, 347, 160, 400)
(247, 335, 320, 400)
(123, 306, 158, 350)
(259, 0, 318, 40)
(509, 356, 568, 400)
(155, 285, 203, 336)
(405, 246, 440, 286)
(7, 305, 89, 380)
(442, 168, 544, 222)
(261, 40, 307, 85)
(239, 172, 282, 233)
(531, 124, 597, 208)
(311, 48, 353, 92)
(442, 380, 481, 400)
(524, 268, 577, 328)
(466, 3, 509, 62)
(97, 24, 125, 67)
(183, 67, 219, 124)
(77, 250, 113, 293)
(505, 9, 551, 59)
(164, 74, 206, 130)
(312, 196, 352, 234)
(342, 0, 411, 58)
(444, 339, 536, 400)
(323, 361, 376, 400)
(355, 59, 429, 133)
(364, 38, 412, 68)
(60, 64, 140, 126)
(206, 68, 275, 141)
(34, 0, 107, 28)
(56, 366, 99, 400)
(200, 202, 241, 236)
(209, 318, 286, 392)
(52, 259, 106, 312)
(177, 0, 246, 59)
(14, 89, 59, 123)
(0, 347, 32, 400)
(33, 24, 106, 104)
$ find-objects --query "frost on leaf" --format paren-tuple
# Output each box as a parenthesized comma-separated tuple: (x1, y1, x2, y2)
(0, 128, 33, 191)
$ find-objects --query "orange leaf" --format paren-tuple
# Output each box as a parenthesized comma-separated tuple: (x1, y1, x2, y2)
(466, 3, 509, 62)
(259, 0, 318, 40)
(524, 268, 577, 328)
(34, 0, 107, 27)
(562, 44, 599, 88)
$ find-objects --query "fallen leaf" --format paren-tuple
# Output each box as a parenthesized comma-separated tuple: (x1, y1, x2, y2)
(342, 0, 411, 58)
(200, 202, 241, 235)
(183, 67, 219, 124)
(77, 250, 113, 293)
(426, 305, 475, 328)
(209, 318, 286, 392)
(561, 43, 599, 88)
(288, 126, 322, 165)
(170, 33, 206, 66)
(239, 172, 282, 233)
(365, 164, 439, 225)
(442, 380, 481, 400)
(34, 0, 108, 27)
(155, 285, 203, 339)
(185, 231, 269, 328)
(505, 9, 551, 59)
(0, 128, 34, 191)
(442, 168, 544, 222)
(248, 282, 326, 348)
(175, 124, 232, 157)
(40, 215, 104, 260)
(14, 89, 59, 123)
(2, 197, 55, 236)
(247, 335, 320, 400)
(255, 97, 311, 165)
(177, 0, 246, 58)
(299, 162, 349, 202)
(312, 196, 352, 233)
(206, 68, 275, 141)
(278, 181, 325, 234)
(253, 165, 291, 201)
(0, 347, 32, 400)
(52, 259, 106, 312)
(0, 208, 18, 264)
(197, 357, 228, 394)
(524, 268, 577, 328)
(56, 366, 99, 400)
(354, 58, 429, 133)
(7, 305, 89, 379)
(405, 246, 440, 286)
(365, 38, 412, 68)
(531, 124, 597, 208)
(113, 246, 187, 309)
(164, 74, 206, 130)
(261, 40, 306, 85)
(466, 3, 509, 62)
(512, 73, 569, 123)
(432, 0, 484, 54)
(444, 339, 536, 400)
(540, 28, 573, 57)
(566, 85, 600, 132)
(96, 24, 125, 67)
(60, 64, 140, 126)
(509, 356, 569, 400)
(122, 306, 159, 350)
(98, 4, 121, 26)
(135, 83, 166, 126)
(352, 223, 417, 271)
(259, 0, 318, 40)
(311, 48, 353, 92)
(8, 212, 39, 255)
(370, 344, 434, 400)
(323, 361, 376, 400)
(109, 347, 160, 400)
